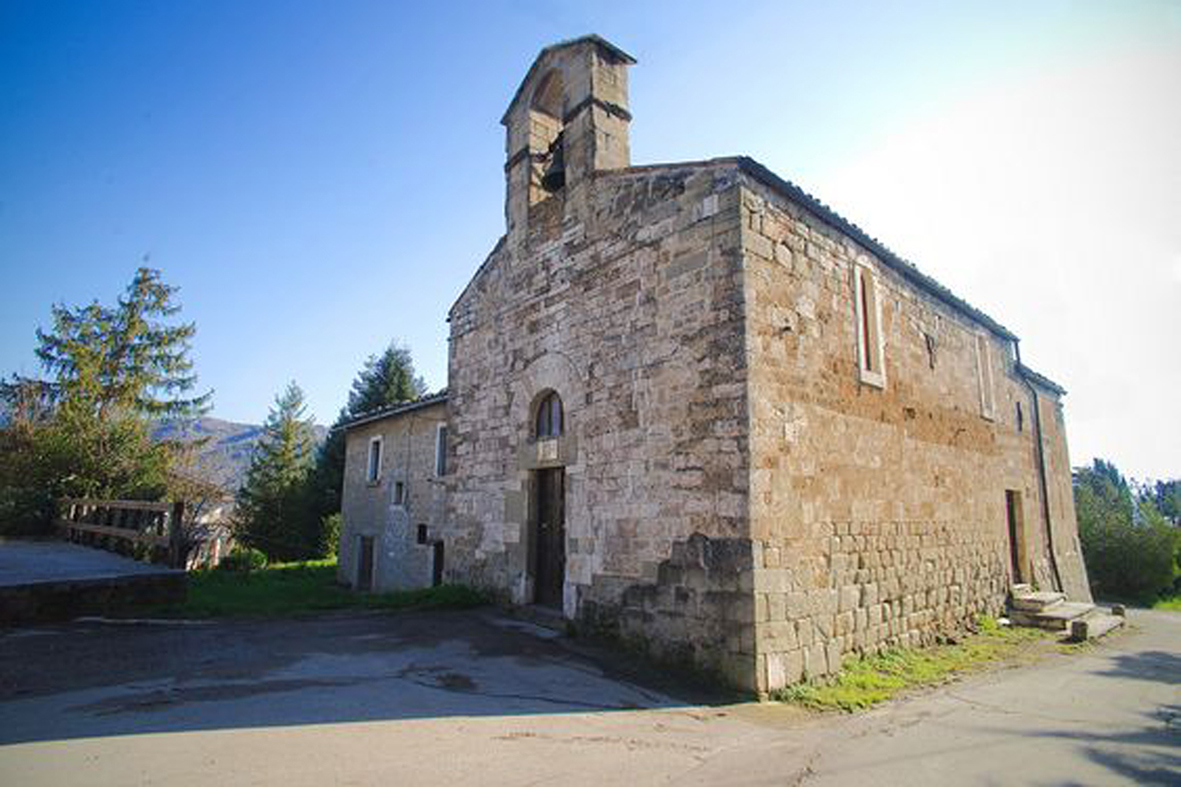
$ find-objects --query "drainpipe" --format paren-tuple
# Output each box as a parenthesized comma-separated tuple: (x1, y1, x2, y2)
(1014, 340, 1064, 593)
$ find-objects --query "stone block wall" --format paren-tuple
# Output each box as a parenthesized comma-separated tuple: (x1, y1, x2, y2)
(1035, 390, 1091, 602)
(337, 402, 447, 592)
(446, 162, 759, 682)
(736, 174, 1086, 692)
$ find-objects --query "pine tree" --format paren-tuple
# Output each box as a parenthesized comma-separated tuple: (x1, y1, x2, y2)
(235, 382, 316, 561)
(347, 342, 426, 415)
(303, 341, 428, 536)
(36, 267, 211, 421)
(1, 268, 211, 530)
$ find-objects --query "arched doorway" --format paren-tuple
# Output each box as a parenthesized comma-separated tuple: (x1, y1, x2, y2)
(533, 390, 565, 608)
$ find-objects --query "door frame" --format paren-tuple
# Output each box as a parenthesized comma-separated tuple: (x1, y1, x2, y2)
(1005, 490, 1027, 584)
(531, 466, 566, 608)
(357, 535, 375, 591)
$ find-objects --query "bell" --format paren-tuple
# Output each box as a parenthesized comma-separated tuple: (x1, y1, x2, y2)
(540, 135, 566, 192)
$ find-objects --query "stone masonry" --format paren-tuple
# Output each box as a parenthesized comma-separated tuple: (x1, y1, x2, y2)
(338, 396, 447, 592)
(337, 36, 1090, 693)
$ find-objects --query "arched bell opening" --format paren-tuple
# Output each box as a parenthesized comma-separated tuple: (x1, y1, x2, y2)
(528, 69, 566, 209)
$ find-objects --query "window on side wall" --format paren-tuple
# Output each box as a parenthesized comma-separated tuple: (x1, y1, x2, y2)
(976, 334, 996, 420)
(366, 436, 382, 484)
(854, 263, 886, 388)
(435, 424, 448, 476)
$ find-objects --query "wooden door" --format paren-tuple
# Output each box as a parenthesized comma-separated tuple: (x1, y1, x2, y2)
(534, 468, 566, 608)
(357, 536, 375, 591)
(1005, 490, 1024, 583)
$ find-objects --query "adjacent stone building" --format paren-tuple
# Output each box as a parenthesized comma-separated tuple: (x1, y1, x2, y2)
(338, 35, 1090, 693)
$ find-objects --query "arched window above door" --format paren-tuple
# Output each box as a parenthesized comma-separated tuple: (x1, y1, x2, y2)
(535, 391, 563, 438)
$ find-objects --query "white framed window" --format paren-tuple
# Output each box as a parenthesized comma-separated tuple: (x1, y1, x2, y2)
(434, 424, 448, 477)
(854, 262, 886, 388)
(366, 436, 383, 484)
(975, 334, 996, 420)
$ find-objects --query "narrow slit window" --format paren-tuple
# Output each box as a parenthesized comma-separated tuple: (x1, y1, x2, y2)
(854, 265, 885, 388)
(367, 437, 382, 483)
(976, 334, 996, 420)
(393, 481, 405, 506)
(435, 424, 448, 476)
(861, 271, 874, 371)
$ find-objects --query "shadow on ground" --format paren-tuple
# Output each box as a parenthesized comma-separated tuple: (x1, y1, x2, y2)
(0, 608, 733, 745)
(1025, 637, 1181, 787)
(1027, 704, 1181, 787)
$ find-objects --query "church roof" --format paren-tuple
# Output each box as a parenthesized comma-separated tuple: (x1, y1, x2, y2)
(337, 390, 449, 432)
(733, 157, 1019, 341)
(1016, 363, 1066, 395)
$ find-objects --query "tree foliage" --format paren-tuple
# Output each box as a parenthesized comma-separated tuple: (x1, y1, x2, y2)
(303, 341, 427, 530)
(35, 267, 210, 420)
(1, 268, 210, 533)
(1150, 479, 1180, 525)
(1075, 459, 1179, 603)
(234, 382, 317, 561)
(347, 342, 426, 416)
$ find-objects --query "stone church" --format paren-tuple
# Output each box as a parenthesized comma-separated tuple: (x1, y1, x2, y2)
(337, 35, 1090, 693)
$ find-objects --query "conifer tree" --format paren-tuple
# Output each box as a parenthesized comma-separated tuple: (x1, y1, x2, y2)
(304, 341, 428, 533)
(347, 342, 426, 415)
(235, 382, 316, 560)
(36, 267, 211, 421)
(1, 268, 210, 530)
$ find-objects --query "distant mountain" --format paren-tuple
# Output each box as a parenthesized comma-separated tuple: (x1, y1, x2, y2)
(155, 417, 328, 492)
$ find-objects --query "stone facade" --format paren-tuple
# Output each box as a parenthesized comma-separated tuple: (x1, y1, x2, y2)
(337, 396, 447, 592)
(738, 170, 1090, 691)
(338, 36, 1089, 693)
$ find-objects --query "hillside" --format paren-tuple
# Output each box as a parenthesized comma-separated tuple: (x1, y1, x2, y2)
(155, 417, 328, 492)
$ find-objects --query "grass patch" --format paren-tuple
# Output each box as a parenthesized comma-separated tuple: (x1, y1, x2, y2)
(1154, 595, 1181, 611)
(772, 617, 1048, 712)
(150, 559, 487, 618)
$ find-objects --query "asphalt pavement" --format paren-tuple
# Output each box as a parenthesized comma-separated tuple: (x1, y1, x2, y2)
(0, 606, 1176, 786)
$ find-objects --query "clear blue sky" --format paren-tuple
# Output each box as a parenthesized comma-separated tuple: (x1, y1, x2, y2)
(2, 1, 1177, 478)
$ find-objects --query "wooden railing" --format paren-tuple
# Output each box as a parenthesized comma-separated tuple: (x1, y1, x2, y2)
(55, 498, 186, 568)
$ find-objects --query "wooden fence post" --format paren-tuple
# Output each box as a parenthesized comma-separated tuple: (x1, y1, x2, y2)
(170, 500, 186, 569)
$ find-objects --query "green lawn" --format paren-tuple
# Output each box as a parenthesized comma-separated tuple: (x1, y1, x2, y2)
(1154, 595, 1181, 611)
(152, 559, 487, 618)
(772, 617, 1050, 712)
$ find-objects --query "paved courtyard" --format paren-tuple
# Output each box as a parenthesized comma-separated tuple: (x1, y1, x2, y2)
(0, 606, 1176, 785)
(0, 539, 178, 587)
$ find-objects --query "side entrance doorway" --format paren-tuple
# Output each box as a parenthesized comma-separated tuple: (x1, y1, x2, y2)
(1005, 490, 1026, 584)
(357, 535, 375, 591)
(534, 467, 566, 608)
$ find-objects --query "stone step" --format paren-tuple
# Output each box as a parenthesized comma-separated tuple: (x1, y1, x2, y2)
(1069, 611, 1125, 642)
(1010, 590, 1067, 612)
(1011, 583, 1034, 596)
(1010, 601, 1095, 630)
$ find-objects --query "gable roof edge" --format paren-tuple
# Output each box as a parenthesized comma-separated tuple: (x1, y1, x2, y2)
(336, 390, 450, 432)
(501, 35, 637, 126)
(735, 156, 1019, 342)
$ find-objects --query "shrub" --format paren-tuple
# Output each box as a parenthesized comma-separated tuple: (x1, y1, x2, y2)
(320, 513, 341, 559)
(1076, 460, 1180, 604)
(1080, 514, 1178, 603)
(218, 546, 268, 573)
